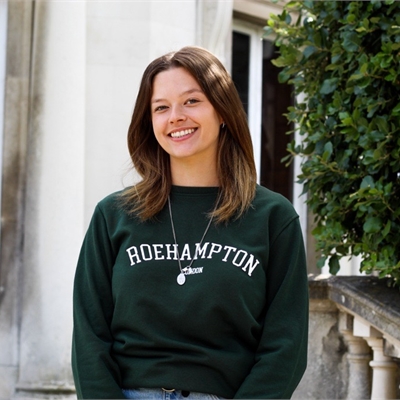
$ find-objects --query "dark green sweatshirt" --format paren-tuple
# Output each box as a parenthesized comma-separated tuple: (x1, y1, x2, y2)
(72, 185, 308, 399)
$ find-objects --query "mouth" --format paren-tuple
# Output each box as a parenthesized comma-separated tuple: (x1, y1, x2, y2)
(169, 128, 196, 138)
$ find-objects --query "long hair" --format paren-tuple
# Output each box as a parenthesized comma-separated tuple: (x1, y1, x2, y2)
(121, 46, 257, 223)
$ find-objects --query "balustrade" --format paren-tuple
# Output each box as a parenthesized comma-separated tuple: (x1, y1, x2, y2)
(298, 276, 400, 400)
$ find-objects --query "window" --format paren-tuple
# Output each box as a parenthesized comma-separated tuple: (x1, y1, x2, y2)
(232, 21, 293, 201)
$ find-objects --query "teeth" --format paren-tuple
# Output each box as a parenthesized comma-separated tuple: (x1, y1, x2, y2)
(170, 128, 195, 138)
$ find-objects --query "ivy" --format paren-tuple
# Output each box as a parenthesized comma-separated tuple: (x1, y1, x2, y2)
(265, 0, 400, 286)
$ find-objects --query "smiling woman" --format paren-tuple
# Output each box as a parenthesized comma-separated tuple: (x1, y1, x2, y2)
(124, 46, 257, 223)
(72, 46, 309, 400)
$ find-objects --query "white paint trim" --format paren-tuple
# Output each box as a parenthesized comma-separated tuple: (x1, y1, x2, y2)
(234, 0, 284, 21)
(292, 92, 308, 243)
(232, 20, 264, 183)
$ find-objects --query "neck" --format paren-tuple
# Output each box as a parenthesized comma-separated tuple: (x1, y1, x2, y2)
(170, 158, 219, 187)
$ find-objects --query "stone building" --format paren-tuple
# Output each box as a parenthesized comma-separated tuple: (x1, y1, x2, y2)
(0, 1, 399, 399)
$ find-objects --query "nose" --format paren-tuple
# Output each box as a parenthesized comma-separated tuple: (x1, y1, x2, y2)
(169, 104, 186, 124)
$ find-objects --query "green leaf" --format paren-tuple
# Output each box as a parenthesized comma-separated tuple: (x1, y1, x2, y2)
(316, 256, 327, 269)
(341, 117, 353, 126)
(272, 57, 289, 68)
(303, 45, 317, 58)
(349, 73, 365, 81)
(342, 31, 361, 51)
(392, 102, 400, 115)
(360, 175, 375, 189)
(382, 220, 391, 237)
(356, 27, 367, 33)
(320, 78, 338, 94)
(374, 117, 389, 134)
(322, 141, 333, 161)
(329, 255, 340, 275)
(373, 148, 382, 160)
(360, 62, 369, 74)
(347, 14, 356, 24)
(336, 245, 347, 255)
(363, 217, 382, 233)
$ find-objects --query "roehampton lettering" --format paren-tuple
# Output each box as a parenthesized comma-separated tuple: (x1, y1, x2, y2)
(126, 242, 259, 277)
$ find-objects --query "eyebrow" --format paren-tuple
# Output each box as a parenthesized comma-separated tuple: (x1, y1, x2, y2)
(151, 88, 204, 104)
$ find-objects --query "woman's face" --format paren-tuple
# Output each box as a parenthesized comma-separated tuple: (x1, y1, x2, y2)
(151, 67, 223, 166)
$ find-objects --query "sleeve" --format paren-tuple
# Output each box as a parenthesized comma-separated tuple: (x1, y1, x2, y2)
(71, 204, 124, 399)
(234, 216, 309, 399)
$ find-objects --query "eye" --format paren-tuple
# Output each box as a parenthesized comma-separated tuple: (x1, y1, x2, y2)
(185, 98, 200, 105)
(153, 105, 168, 113)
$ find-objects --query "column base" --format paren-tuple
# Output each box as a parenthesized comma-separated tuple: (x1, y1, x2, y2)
(14, 382, 75, 400)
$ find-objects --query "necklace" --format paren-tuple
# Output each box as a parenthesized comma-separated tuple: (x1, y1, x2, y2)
(167, 193, 220, 286)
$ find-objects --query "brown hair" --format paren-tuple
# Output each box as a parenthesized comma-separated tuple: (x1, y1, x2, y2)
(122, 46, 257, 223)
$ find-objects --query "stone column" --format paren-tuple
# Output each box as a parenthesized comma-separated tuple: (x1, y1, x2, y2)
(15, 1, 85, 397)
(353, 317, 398, 400)
(365, 337, 398, 400)
(0, 1, 34, 398)
(338, 312, 371, 399)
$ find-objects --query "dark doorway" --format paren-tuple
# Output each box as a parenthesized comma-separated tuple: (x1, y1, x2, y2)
(231, 31, 250, 116)
(260, 40, 293, 201)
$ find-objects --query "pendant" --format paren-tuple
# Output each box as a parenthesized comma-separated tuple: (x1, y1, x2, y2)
(177, 272, 186, 285)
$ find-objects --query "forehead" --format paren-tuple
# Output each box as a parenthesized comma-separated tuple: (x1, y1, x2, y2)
(151, 67, 202, 98)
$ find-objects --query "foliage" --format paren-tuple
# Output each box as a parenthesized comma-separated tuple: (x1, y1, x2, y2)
(265, 0, 400, 285)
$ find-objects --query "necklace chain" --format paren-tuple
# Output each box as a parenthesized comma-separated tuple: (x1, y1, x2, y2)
(167, 193, 221, 285)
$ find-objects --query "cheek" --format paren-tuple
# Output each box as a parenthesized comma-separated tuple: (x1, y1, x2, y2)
(151, 117, 163, 136)
(210, 109, 223, 128)
(153, 130, 165, 147)
(151, 122, 168, 149)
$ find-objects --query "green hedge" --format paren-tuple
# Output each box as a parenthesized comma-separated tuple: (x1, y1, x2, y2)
(265, 0, 400, 285)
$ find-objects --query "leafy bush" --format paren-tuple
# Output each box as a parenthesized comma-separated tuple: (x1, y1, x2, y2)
(265, 0, 400, 285)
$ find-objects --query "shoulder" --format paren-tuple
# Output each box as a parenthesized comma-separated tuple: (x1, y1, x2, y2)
(94, 188, 133, 221)
(97, 188, 126, 208)
(251, 185, 300, 242)
(252, 185, 298, 218)
(85, 188, 142, 236)
(250, 185, 300, 240)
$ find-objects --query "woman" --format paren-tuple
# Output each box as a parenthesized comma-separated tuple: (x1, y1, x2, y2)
(72, 46, 308, 399)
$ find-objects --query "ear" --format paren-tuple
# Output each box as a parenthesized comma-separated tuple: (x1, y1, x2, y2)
(218, 113, 224, 126)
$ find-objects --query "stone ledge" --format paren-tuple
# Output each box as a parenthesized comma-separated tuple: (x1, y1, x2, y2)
(308, 274, 331, 299)
(309, 275, 400, 344)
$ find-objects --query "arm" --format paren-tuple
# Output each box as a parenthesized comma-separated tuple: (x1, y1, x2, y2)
(234, 217, 309, 399)
(72, 205, 123, 399)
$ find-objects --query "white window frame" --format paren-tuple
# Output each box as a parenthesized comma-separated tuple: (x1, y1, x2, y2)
(232, 20, 264, 182)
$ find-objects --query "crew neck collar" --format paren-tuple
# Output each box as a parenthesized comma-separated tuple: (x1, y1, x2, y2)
(171, 185, 219, 195)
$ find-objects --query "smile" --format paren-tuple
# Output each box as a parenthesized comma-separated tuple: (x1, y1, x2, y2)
(169, 128, 196, 138)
